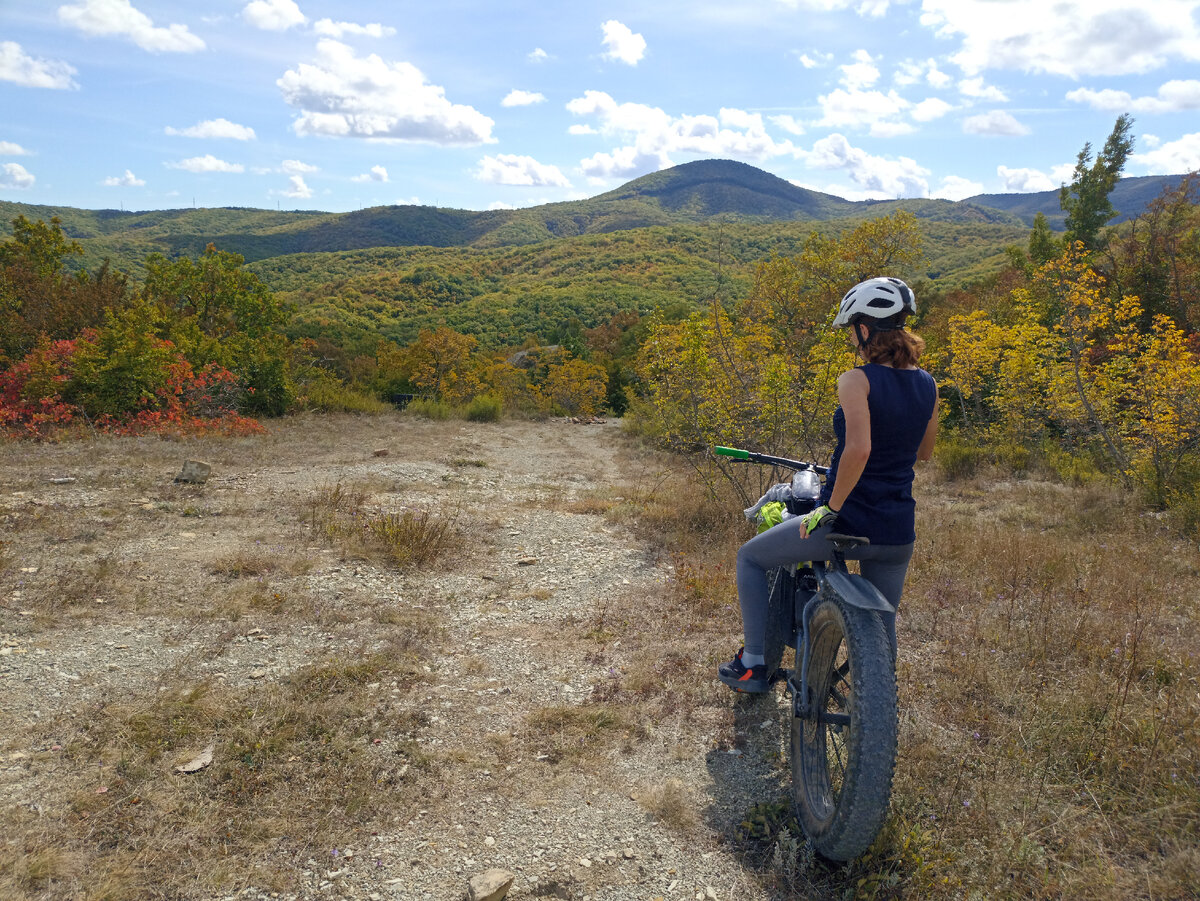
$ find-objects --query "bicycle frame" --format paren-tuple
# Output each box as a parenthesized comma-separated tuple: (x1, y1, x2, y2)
(714, 445, 893, 723)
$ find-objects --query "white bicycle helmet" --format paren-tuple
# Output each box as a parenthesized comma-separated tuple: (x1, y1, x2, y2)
(833, 277, 916, 329)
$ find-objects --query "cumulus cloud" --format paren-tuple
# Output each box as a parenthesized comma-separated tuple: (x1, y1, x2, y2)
(798, 133, 929, 198)
(502, 89, 546, 107)
(933, 175, 984, 200)
(840, 50, 879, 90)
(242, 0, 306, 31)
(0, 162, 35, 190)
(566, 90, 797, 180)
(1132, 131, 1200, 173)
(102, 169, 144, 186)
(600, 20, 646, 66)
(0, 141, 31, 155)
(1066, 80, 1200, 113)
(313, 18, 395, 38)
(770, 115, 806, 136)
(568, 124, 597, 135)
(278, 40, 495, 144)
(352, 165, 389, 182)
(476, 154, 570, 187)
(166, 155, 244, 173)
(281, 174, 312, 198)
(912, 98, 953, 121)
(528, 47, 549, 63)
(997, 165, 1056, 192)
(920, 0, 1200, 78)
(963, 111, 1030, 136)
(281, 159, 317, 174)
(895, 58, 953, 90)
(165, 118, 256, 140)
(57, 0, 205, 53)
(0, 41, 78, 89)
(873, 121, 916, 137)
(815, 87, 909, 132)
(958, 77, 1008, 102)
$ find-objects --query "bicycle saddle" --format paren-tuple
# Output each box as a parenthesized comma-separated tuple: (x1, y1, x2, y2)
(827, 533, 870, 550)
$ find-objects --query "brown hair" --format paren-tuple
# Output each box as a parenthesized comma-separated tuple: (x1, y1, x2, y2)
(862, 327, 925, 368)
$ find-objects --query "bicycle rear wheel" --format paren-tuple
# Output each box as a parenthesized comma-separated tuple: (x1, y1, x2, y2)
(791, 595, 897, 861)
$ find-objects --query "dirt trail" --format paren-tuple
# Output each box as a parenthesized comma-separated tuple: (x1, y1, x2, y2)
(0, 416, 786, 901)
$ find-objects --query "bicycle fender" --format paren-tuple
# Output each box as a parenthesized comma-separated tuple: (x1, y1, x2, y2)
(823, 570, 896, 613)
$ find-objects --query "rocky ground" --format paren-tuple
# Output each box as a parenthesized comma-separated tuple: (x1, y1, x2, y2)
(0, 415, 794, 901)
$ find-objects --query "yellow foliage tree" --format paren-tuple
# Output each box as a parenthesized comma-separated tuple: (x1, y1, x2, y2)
(544, 357, 608, 417)
(404, 327, 483, 405)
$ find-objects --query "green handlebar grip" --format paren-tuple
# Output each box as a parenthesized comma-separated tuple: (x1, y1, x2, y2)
(714, 446, 749, 460)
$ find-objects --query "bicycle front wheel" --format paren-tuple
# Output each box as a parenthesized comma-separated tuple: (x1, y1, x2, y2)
(791, 596, 897, 861)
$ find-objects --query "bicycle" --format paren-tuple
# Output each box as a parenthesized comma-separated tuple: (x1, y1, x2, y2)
(715, 445, 898, 862)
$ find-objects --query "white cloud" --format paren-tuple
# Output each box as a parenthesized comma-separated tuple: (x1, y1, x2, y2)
(352, 165, 389, 182)
(0, 141, 31, 155)
(1066, 80, 1200, 113)
(958, 77, 1008, 103)
(476, 154, 570, 187)
(281, 174, 312, 198)
(920, 0, 1200, 78)
(963, 111, 1030, 136)
(57, 0, 205, 53)
(770, 114, 806, 136)
(840, 49, 879, 90)
(872, 121, 916, 137)
(1132, 132, 1200, 173)
(102, 169, 144, 186)
(579, 146, 669, 181)
(528, 48, 549, 63)
(568, 124, 597, 135)
(997, 165, 1056, 192)
(165, 118, 256, 140)
(278, 40, 495, 144)
(0, 41, 78, 89)
(912, 98, 953, 121)
(242, 0, 306, 31)
(799, 133, 929, 198)
(933, 175, 984, 200)
(566, 91, 797, 180)
(502, 89, 546, 107)
(312, 18, 395, 39)
(1143, 134, 1162, 149)
(0, 162, 35, 190)
(166, 154, 244, 173)
(281, 159, 317, 174)
(815, 87, 909, 130)
(600, 20, 646, 66)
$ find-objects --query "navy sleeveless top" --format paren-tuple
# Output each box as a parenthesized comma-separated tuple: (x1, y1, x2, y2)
(819, 364, 937, 545)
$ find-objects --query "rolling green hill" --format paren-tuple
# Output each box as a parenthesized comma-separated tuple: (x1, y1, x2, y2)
(1, 160, 1180, 277)
(964, 173, 1185, 228)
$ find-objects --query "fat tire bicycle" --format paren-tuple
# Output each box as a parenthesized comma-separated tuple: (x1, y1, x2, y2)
(716, 445, 898, 862)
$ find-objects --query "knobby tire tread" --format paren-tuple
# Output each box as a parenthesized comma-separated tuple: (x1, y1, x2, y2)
(792, 595, 897, 861)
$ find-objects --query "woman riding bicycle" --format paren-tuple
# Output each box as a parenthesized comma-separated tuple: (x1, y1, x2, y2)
(719, 276, 939, 693)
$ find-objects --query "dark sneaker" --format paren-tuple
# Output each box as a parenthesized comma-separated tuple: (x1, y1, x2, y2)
(718, 648, 769, 693)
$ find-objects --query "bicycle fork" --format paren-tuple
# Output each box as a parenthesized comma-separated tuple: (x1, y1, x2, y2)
(786, 557, 852, 728)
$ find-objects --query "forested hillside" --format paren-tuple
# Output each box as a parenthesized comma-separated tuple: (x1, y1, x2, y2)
(3, 160, 1176, 278)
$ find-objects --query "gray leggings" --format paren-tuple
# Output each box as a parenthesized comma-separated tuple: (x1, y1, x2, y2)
(736, 521, 914, 657)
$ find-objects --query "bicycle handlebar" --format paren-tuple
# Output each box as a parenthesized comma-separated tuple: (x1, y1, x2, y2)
(714, 445, 829, 475)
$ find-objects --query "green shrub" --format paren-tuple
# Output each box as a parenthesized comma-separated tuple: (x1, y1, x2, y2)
(405, 397, 453, 420)
(465, 394, 502, 422)
(300, 376, 389, 414)
(934, 432, 983, 480)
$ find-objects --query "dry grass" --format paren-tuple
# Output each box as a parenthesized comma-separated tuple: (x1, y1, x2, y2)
(303, 481, 461, 570)
(616, 450, 1200, 900)
(637, 778, 699, 831)
(0, 629, 437, 899)
(522, 704, 647, 764)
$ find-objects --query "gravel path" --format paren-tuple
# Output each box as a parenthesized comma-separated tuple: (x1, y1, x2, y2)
(0, 417, 789, 901)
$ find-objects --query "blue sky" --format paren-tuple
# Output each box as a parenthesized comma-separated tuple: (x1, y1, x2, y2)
(2, 0, 1199, 213)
